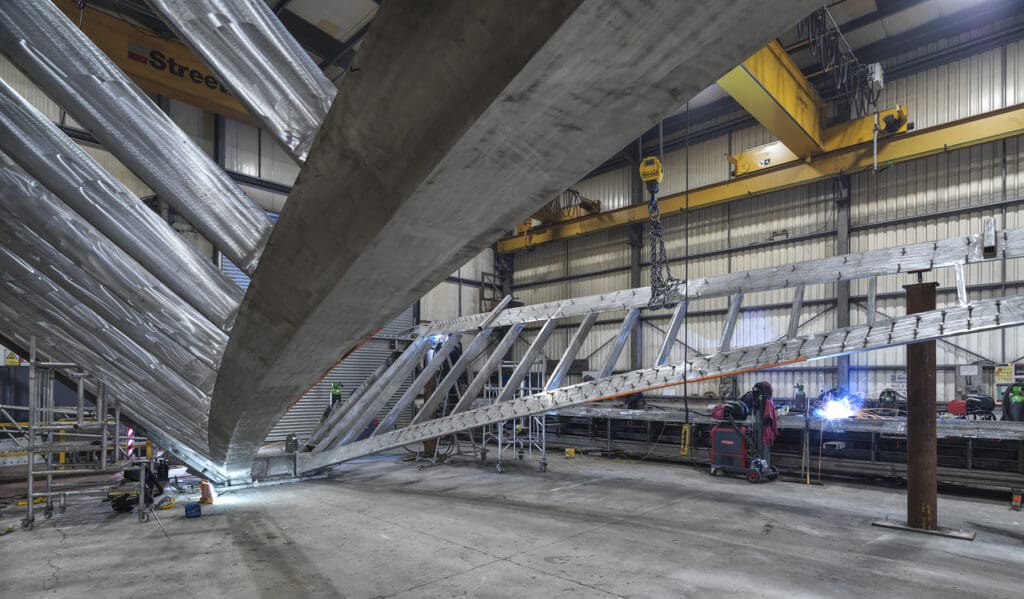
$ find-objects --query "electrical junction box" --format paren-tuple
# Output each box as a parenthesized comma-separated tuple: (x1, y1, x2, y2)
(983, 216, 997, 258)
(866, 62, 884, 91)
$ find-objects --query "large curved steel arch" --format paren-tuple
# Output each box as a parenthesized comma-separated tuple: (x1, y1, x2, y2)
(207, 0, 821, 478)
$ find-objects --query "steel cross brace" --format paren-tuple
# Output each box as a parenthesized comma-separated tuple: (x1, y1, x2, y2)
(298, 293, 1024, 473)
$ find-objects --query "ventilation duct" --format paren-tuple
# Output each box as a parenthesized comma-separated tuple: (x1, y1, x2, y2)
(0, 0, 273, 273)
(147, 0, 336, 163)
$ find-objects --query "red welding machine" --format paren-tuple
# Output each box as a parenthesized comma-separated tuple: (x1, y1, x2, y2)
(710, 425, 774, 483)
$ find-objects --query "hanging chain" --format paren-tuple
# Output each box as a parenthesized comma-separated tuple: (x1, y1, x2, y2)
(647, 187, 679, 310)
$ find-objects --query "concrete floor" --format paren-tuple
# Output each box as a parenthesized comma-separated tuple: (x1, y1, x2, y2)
(1, 454, 1022, 598)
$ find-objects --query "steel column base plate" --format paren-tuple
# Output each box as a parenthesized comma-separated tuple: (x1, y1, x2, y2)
(870, 518, 976, 541)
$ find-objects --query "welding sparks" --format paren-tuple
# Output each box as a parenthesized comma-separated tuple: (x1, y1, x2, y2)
(815, 396, 859, 420)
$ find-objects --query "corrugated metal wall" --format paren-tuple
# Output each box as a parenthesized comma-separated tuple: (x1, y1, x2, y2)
(265, 306, 417, 442)
(507, 28, 1024, 404)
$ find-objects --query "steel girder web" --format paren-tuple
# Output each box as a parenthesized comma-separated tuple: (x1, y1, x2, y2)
(299, 293, 1024, 473)
(211, 0, 820, 480)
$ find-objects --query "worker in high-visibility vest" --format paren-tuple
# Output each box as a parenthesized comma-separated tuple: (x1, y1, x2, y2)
(320, 382, 343, 424)
(1004, 383, 1024, 421)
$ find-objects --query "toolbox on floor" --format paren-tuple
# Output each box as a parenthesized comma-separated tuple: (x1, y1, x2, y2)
(184, 502, 202, 518)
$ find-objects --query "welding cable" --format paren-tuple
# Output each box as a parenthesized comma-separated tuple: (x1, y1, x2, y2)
(617, 423, 669, 464)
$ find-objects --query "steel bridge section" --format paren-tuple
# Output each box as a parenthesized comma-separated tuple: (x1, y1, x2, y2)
(299, 292, 1024, 473)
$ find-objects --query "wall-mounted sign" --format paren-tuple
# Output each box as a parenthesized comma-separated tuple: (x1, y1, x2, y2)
(54, 0, 252, 123)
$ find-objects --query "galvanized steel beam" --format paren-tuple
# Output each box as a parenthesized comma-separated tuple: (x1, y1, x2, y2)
(317, 338, 430, 450)
(409, 330, 496, 427)
(656, 302, 689, 366)
(428, 229, 1024, 335)
(299, 293, 1024, 472)
(598, 308, 640, 378)
(0, 303, 209, 454)
(0, 0, 272, 274)
(0, 81, 242, 327)
(306, 353, 398, 448)
(146, 0, 335, 163)
(0, 281, 210, 416)
(546, 313, 597, 390)
(493, 316, 560, 404)
(0, 236, 217, 393)
(0, 155, 228, 365)
(450, 325, 525, 414)
(375, 333, 464, 436)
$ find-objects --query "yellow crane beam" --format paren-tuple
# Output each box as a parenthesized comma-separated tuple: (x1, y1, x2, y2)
(718, 40, 825, 160)
(497, 104, 1024, 253)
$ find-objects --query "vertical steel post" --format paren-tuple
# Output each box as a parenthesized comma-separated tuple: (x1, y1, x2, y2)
(628, 223, 644, 371)
(138, 461, 147, 522)
(76, 374, 85, 426)
(113, 399, 121, 461)
(44, 369, 53, 512)
(98, 382, 108, 470)
(836, 176, 851, 390)
(26, 337, 36, 526)
(905, 280, 938, 530)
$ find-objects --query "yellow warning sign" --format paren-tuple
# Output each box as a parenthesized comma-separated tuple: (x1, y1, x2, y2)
(4, 351, 21, 366)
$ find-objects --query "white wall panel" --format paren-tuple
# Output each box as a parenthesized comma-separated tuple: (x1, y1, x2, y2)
(237, 183, 287, 213)
(168, 98, 213, 157)
(223, 117, 260, 176)
(0, 54, 60, 121)
(79, 145, 153, 198)
(851, 141, 1002, 228)
(259, 131, 301, 186)
(1008, 40, 1024, 105)
(729, 123, 775, 154)
(876, 47, 1004, 130)
(661, 135, 730, 195)
(574, 167, 631, 211)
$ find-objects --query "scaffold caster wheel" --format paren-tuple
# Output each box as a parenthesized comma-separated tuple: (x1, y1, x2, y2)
(44, 506, 53, 520)
(746, 470, 761, 483)
(495, 463, 504, 474)
(21, 517, 34, 531)
(517, 451, 524, 461)
(58, 504, 66, 514)
(538, 461, 547, 473)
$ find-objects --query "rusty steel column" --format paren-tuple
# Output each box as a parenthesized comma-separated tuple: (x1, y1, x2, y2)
(904, 280, 939, 530)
